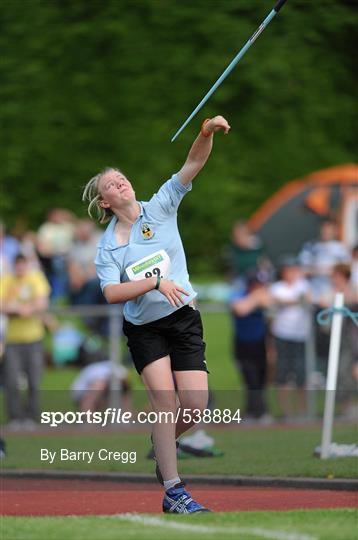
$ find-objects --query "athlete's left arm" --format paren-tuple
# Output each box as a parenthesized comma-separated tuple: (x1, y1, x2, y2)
(178, 115, 230, 186)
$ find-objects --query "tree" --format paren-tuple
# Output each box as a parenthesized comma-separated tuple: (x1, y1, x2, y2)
(1, 0, 356, 273)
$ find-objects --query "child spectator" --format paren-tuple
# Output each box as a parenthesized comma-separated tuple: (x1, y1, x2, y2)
(270, 256, 311, 421)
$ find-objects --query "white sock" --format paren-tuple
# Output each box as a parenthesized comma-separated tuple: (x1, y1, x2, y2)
(163, 477, 181, 491)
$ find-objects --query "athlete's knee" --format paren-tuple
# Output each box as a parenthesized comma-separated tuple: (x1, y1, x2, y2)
(149, 389, 177, 413)
(179, 390, 209, 413)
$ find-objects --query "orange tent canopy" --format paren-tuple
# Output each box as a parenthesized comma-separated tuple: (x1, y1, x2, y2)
(247, 164, 357, 263)
(248, 164, 358, 231)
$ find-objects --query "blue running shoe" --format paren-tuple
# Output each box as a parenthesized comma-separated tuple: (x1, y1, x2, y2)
(163, 482, 211, 514)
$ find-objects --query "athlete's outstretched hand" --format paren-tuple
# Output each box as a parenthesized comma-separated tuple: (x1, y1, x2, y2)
(203, 115, 230, 135)
(158, 279, 190, 307)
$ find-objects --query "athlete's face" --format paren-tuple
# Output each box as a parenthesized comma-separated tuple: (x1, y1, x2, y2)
(99, 170, 136, 210)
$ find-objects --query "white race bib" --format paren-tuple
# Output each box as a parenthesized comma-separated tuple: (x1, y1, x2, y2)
(125, 250, 171, 282)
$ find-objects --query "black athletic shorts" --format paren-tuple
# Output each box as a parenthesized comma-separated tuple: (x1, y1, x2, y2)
(122, 305, 208, 375)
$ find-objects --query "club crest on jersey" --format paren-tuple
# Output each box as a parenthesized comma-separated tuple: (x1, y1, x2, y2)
(141, 223, 155, 240)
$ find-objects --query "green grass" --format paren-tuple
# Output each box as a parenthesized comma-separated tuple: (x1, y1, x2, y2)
(2, 509, 357, 540)
(2, 425, 357, 478)
(201, 311, 238, 389)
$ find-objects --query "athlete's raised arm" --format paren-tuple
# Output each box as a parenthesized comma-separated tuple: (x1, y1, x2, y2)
(178, 115, 230, 186)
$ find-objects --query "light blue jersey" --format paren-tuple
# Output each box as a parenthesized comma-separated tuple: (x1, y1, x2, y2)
(95, 174, 197, 325)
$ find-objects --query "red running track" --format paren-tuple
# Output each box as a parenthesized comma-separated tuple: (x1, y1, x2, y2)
(1, 479, 357, 515)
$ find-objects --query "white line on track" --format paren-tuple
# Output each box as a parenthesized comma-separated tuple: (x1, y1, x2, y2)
(111, 513, 318, 540)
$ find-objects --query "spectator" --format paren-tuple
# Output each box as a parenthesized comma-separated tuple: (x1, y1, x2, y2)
(71, 360, 131, 413)
(351, 244, 358, 292)
(19, 231, 41, 271)
(0, 222, 20, 273)
(0, 307, 6, 453)
(67, 219, 103, 305)
(9, 221, 41, 271)
(318, 263, 357, 308)
(316, 264, 358, 417)
(299, 219, 350, 301)
(0, 254, 50, 429)
(37, 208, 75, 301)
(0, 310, 7, 360)
(230, 273, 272, 422)
(67, 218, 108, 334)
(269, 256, 311, 421)
(0, 438, 5, 458)
(223, 221, 265, 288)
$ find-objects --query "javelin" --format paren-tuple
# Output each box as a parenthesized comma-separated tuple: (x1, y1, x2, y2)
(171, 0, 288, 142)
